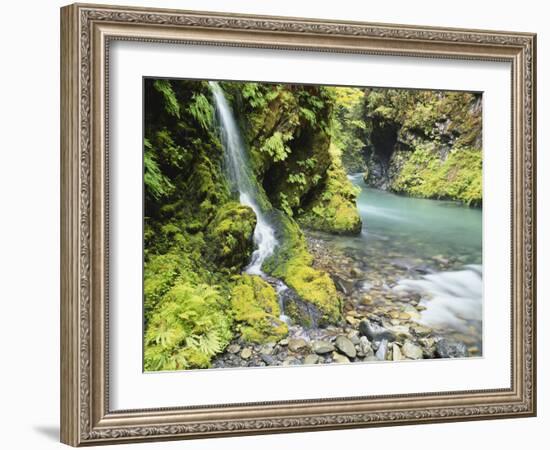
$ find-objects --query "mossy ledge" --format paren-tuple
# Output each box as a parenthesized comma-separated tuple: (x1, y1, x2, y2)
(230, 274, 288, 343)
(297, 145, 361, 234)
(264, 211, 343, 325)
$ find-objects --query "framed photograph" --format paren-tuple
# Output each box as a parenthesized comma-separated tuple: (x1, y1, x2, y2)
(60, 3, 536, 446)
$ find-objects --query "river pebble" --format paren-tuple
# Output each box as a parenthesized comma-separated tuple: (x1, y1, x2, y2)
(335, 335, 357, 358)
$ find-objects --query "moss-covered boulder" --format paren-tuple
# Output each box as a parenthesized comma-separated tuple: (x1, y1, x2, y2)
(264, 213, 342, 325)
(230, 274, 288, 343)
(207, 201, 257, 271)
(298, 145, 361, 234)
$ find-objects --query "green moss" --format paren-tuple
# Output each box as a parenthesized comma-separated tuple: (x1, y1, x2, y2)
(363, 88, 482, 205)
(298, 145, 361, 234)
(207, 201, 257, 271)
(391, 144, 482, 206)
(144, 282, 233, 371)
(230, 275, 288, 343)
(264, 214, 342, 324)
(144, 252, 185, 320)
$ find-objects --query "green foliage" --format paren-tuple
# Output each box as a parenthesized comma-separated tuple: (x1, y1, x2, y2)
(188, 93, 214, 131)
(144, 282, 232, 371)
(391, 144, 482, 206)
(143, 77, 373, 371)
(287, 172, 307, 186)
(230, 275, 288, 343)
(363, 88, 482, 205)
(299, 107, 317, 126)
(298, 145, 362, 234)
(143, 252, 183, 319)
(240, 82, 279, 108)
(326, 87, 367, 172)
(259, 131, 292, 162)
(278, 192, 294, 217)
(153, 79, 180, 118)
(144, 138, 174, 200)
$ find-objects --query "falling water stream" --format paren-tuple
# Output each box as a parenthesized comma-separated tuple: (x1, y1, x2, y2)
(210, 82, 290, 322)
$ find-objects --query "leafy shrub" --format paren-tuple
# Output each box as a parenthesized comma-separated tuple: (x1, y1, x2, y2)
(144, 283, 232, 371)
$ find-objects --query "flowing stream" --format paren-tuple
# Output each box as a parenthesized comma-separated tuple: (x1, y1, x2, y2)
(210, 82, 290, 321)
(309, 174, 483, 347)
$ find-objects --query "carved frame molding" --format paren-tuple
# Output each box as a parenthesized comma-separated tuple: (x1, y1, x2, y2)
(60, 3, 536, 446)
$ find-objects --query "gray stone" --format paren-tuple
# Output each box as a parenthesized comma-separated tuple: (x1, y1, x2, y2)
(375, 339, 389, 361)
(304, 354, 320, 365)
(282, 357, 301, 366)
(359, 319, 396, 342)
(392, 343, 404, 361)
(347, 330, 361, 345)
(359, 336, 374, 357)
(279, 338, 289, 346)
(240, 348, 252, 359)
(402, 341, 423, 359)
(288, 338, 308, 352)
(332, 352, 350, 364)
(259, 343, 275, 355)
(260, 354, 276, 365)
(312, 340, 335, 355)
(411, 324, 432, 337)
(227, 344, 241, 354)
(435, 339, 468, 358)
(335, 335, 357, 358)
(333, 275, 356, 295)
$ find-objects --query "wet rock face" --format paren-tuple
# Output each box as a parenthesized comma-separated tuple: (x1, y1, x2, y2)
(280, 286, 324, 328)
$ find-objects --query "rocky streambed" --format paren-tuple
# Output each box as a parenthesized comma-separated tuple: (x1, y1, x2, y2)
(212, 232, 480, 370)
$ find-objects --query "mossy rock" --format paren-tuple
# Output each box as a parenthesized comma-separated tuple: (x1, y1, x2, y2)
(298, 145, 362, 235)
(206, 201, 257, 271)
(264, 212, 343, 325)
(390, 144, 482, 206)
(230, 274, 288, 344)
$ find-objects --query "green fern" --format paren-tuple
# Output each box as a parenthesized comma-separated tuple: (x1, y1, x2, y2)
(143, 138, 174, 200)
(153, 79, 180, 118)
(144, 282, 232, 371)
(188, 93, 214, 130)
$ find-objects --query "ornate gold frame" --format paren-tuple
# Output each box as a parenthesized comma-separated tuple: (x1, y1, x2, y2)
(60, 3, 536, 446)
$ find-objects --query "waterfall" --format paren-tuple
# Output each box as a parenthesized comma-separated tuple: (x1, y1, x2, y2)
(209, 81, 278, 276)
(209, 82, 290, 315)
